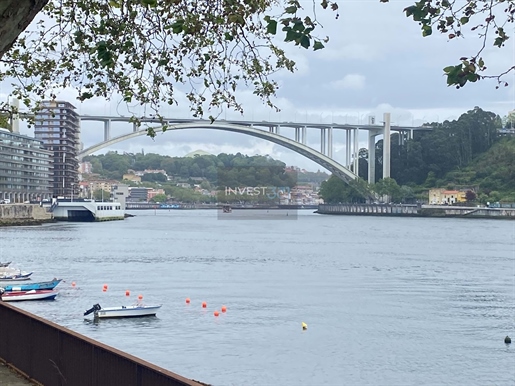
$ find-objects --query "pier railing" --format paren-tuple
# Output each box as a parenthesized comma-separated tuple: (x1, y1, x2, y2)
(0, 302, 205, 386)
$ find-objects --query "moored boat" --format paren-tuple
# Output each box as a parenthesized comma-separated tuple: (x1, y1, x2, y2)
(1, 289, 58, 302)
(0, 272, 33, 281)
(84, 303, 162, 319)
(0, 266, 33, 281)
(0, 261, 11, 267)
(2, 278, 61, 291)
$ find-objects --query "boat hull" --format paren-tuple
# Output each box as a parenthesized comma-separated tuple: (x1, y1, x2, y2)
(3, 279, 61, 291)
(94, 305, 162, 319)
(1, 290, 58, 302)
(0, 272, 33, 281)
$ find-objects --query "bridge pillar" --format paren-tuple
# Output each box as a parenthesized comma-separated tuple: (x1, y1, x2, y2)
(276, 125, 281, 135)
(368, 131, 379, 184)
(383, 112, 391, 179)
(10, 98, 20, 134)
(328, 127, 333, 158)
(320, 128, 326, 155)
(345, 130, 351, 167)
(133, 122, 138, 132)
(301, 126, 307, 144)
(353, 128, 359, 176)
(104, 120, 111, 141)
(294, 127, 300, 142)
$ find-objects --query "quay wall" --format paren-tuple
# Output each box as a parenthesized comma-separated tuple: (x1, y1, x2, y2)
(0, 302, 206, 386)
(0, 204, 53, 226)
(317, 204, 515, 219)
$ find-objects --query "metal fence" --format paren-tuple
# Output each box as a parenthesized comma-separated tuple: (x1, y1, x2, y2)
(0, 302, 206, 386)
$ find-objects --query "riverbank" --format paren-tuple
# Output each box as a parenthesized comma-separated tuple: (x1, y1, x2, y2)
(0, 204, 54, 226)
(316, 203, 515, 219)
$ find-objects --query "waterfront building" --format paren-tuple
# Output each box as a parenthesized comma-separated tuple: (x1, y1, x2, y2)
(35, 100, 80, 197)
(128, 187, 152, 202)
(0, 128, 53, 202)
(112, 184, 129, 208)
(429, 188, 467, 205)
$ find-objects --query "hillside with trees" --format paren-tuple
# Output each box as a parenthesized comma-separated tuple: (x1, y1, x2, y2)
(320, 107, 515, 204)
(82, 152, 325, 189)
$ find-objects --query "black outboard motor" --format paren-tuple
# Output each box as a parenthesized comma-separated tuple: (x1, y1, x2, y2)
(84, 303, 101, 316)
(0, 287, 4, 301)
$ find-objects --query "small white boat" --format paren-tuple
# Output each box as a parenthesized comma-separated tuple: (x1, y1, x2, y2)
(84, 303, 162, 319)
(0, 266, 33, 281)
(0, 289, 58, 301)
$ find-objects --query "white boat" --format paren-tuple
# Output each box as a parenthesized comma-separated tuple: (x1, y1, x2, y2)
(84, 303, 162, 319)
(1, 289, 58, 301)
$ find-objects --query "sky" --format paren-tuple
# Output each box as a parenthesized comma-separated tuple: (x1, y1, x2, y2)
(1, 1, 514, 172)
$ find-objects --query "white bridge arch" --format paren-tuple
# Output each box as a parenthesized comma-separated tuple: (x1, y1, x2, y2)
(79, 122, 375, 196)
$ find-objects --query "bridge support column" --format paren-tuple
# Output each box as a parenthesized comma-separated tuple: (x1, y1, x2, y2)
(383, 112, 391, 179)
(353, 128, 359, 176)
(320, 128, 326, 155)
(327, 127, 333, 158)
(104, 120, 111, 141)
(276, 125, 280, 135)
(301, 126, 307, 144)
(295, 127, 300, 142)
(345, 130, 351, 167)
(368, 131, 379, 184)
(10, 98, 20, 134)
(133, 122, 138, 132)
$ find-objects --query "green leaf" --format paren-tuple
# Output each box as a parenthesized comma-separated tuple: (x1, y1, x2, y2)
(266, 20, 278, 35)
(460, 16, 469, 25)
(422, 25, 432, 37)
(313, 41, 325, 51)
(285, 6, 297, 14)
(300, 35, 310, 49)
(171, 20, 184, 34)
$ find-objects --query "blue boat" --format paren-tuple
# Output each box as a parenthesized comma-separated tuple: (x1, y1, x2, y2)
(2, 278, 62, 291)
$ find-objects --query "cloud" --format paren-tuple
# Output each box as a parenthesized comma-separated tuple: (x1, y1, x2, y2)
(331, 74, 366, 90)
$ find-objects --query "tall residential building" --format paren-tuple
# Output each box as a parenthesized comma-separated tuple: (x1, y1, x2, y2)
(35, 100, 80, 197)
(0, 128, 53, 202)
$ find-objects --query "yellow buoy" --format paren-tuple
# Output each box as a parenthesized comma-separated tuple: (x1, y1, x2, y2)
(302, 322, 307, 330)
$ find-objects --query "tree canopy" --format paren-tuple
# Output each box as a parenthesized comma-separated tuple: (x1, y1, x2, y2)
(1, 0, 513, 129)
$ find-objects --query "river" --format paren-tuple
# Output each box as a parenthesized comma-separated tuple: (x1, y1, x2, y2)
(0, 210, 514, 385)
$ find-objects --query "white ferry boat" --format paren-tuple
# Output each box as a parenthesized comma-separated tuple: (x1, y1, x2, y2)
(50, 199, 125, 222)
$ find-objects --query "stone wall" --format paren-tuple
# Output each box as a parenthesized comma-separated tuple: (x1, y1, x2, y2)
(0, 204, 53, 225)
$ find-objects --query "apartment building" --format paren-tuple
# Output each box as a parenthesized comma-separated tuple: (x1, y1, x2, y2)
(0, 128, 53, 202)
(34, 100, 80, 197)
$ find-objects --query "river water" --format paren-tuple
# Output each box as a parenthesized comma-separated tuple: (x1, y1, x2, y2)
(0, 210, 514, 386)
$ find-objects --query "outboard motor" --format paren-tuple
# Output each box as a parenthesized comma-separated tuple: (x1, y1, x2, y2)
(84, 303, 101, 316)
(0, 287, 4, 301)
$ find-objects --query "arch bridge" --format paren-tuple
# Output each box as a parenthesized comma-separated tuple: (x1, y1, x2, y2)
(79, 113, 431, 189)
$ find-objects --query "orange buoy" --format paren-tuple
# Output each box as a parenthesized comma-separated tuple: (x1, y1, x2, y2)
(71, 282, 76, 287)
(138, 294, 143, 301)
(103, 284, 108, 290)
(102, 287, 107, 292)
(125, 290, 130, 297)
(186, 298, 190, 304)
(202, 301, 207, 308)
(221, 305, 227, 313)
(214, 310, 219, 317)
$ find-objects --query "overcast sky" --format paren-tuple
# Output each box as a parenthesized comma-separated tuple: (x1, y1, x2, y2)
(2, 1, 514, 172)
